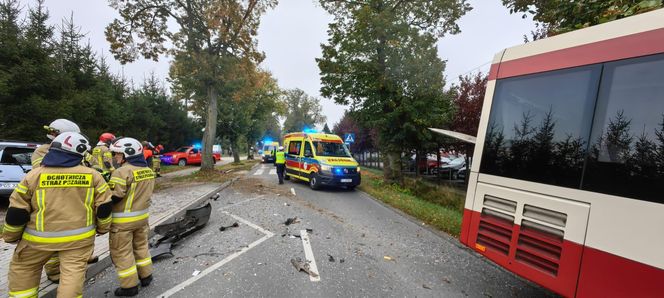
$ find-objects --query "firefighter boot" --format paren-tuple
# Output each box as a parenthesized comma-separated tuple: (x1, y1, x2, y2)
(114, 285, 139, 297)
(140, 274, 153, 287)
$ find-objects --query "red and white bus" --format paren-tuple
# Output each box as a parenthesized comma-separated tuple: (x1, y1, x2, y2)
(460, 9, 664, 297)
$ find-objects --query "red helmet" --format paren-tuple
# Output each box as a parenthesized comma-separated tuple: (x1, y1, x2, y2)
(99, 133, 116, 145)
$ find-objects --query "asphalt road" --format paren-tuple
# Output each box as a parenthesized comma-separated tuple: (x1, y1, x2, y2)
(83, 163, 553, 297)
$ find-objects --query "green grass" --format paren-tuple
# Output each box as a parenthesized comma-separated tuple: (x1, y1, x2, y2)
(358, 168, 464, 237)
(160, 165, 195, 174)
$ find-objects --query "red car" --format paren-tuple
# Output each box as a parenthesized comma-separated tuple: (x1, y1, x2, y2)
(160, 146, 221, 166)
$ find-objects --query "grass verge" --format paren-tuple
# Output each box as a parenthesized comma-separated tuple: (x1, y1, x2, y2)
(358, 168, 464, 237)
(169, 160, 259, 184)
(160, 165, 195, 174)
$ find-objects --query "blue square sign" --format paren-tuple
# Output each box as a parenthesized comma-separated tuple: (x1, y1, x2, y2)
(344, 133, 355, 144)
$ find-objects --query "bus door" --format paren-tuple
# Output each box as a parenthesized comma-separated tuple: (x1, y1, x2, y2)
(467, 183, 590, 297)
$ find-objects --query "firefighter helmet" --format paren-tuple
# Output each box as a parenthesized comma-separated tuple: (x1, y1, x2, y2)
(44, 119, 80, 140)
(111, 137, 143, 158)
(98, 133, 116, 145)
(50, 132, 90, 156)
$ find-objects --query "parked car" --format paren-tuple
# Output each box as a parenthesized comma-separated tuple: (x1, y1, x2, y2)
(432, 157, 466, 179)
(0, 141, 38, 199)
(160, 146, 221, 166)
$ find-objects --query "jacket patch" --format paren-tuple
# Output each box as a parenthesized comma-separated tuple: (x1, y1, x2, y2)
(132, 169, 155, 182)
(39, 174, 92, 188)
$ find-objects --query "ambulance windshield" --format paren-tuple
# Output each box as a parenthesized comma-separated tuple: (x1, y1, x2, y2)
(313, 141, 351, 157)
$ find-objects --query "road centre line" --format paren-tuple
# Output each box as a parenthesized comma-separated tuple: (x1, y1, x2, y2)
(300, 229, 321, 282)
(157, 212, 274, 297)
(269, 169, 276, 175)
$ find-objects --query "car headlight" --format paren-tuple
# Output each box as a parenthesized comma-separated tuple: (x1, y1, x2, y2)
(320, 164, 331, 171)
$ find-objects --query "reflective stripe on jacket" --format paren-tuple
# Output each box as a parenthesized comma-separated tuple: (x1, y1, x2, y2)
(275, 151, 286, 164)
(108, 164, 155, 226)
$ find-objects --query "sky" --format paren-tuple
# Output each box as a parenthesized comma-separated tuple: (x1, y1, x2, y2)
(26, 0, 535, 129)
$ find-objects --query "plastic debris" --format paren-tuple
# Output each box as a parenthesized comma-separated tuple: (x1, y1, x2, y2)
(211, 193, 220, 201)
(291, 258, 318, 278)
(284, 217, 300, 226)
(423, 284, 432, 290)
(383, 256, 394, 261)
(290, 188, 296, 196)
(328, 254, 335, 262)
(219, 222, 239, 231)
(192, 270, 200, 276)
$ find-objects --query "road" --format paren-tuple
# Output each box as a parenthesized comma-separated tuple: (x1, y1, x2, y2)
(83, 162, 553, 297)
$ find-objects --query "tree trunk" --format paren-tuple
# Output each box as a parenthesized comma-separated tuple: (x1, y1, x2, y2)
(247, 141, 254, 160)
(201, 85, 218, 171)
(383, 150, 402, 184)
(231, 139, 240, 163)
(415, 150, 420, 177)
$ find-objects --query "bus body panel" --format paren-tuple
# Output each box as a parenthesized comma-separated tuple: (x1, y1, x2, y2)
(464, 8, 664, 297)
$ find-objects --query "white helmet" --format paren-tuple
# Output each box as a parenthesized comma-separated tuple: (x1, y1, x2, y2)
(50, 132, 90, 156)
(278, 146, 284, 151)
(110, 137, 143, 158)
(44, 119, 80, 140)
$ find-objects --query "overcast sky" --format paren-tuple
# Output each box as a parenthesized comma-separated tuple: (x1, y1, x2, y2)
(28, 0, 535, 129)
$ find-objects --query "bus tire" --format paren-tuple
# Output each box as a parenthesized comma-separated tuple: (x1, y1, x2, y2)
(309, 172, 320, 190)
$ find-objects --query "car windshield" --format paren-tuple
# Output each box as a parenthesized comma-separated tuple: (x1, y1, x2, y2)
(0, 147, 33, 165)
(176, 147, 189, 153)
(313, 141, 351, 157)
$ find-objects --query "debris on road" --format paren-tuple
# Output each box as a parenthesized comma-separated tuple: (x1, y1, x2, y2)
(290, 188, 296, 196)
(423, 284, 432, 290)
(340, 258, 345, 263)
(219, 222, 239, 231)
(328, 254, 335, 262)
(284, 217, 300, 225)
(383, 256, 394, 261)
(192, 270, 201, 276)
(284, 203, 290, 206)
(291, 258, 319, 278)
(149, 203, 213, 259)
(305, 228, 313, 233)
(211, 193, 220, 201)
(150, 242, 173, 260)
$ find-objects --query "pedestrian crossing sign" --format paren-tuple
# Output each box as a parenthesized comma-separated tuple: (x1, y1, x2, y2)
(344, 133, 355, 144)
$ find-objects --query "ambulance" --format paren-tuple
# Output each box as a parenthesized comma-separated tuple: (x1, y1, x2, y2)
(261, 141, 279, 163)
(283, 132, 361, 190)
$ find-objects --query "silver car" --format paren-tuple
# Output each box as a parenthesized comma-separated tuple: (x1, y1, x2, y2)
(0, 141, 39, 199)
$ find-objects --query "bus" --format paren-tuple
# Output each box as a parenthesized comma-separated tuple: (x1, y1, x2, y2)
(460, 9, 664, 297)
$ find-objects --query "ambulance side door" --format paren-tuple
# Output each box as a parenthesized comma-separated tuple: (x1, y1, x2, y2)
(286, 139, 303, 175)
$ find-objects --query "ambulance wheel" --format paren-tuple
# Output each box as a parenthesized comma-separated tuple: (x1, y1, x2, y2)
(178, 159, 186, 166)
(309, 173, 321, 190)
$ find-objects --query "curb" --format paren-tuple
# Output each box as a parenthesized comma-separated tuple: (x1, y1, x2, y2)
(40, 180, 234, 298)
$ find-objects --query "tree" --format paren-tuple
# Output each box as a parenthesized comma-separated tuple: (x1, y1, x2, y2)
(333, 111, 377, 153)
(322, 123, 331, 134)
(106, 0, 277, 170)
(449, 72, 486, 136)
(282, 88, 326, 133)
(503, 0, 663, 37)
(317, 0, 469, 183)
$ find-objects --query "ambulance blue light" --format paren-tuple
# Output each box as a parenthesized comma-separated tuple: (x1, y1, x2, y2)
(303, 127, 318, 133)
(333, 168, 344, 175)
(192, 143, 202, 149)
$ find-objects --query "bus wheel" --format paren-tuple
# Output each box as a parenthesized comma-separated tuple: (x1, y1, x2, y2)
(309, 173, 320, 190)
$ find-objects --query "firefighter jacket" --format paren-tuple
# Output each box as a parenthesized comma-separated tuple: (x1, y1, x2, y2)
(108, 164, 155, 229)
(91, 144, 115, 173)
(31, 144, 50, 167)
(2, 165, 112, 251)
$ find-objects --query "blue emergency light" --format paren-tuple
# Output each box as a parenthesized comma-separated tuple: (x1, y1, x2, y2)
(333, 168, 344, 175)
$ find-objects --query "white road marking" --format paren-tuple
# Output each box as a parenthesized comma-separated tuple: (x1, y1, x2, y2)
(300, 229, 321, 282)
(217, 195, 264, 211)
(269, 169, 276, 175)
(158, 212, 274, 297)
(253, 168, 264, 176)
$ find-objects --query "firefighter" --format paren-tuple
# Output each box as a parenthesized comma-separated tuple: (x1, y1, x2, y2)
(30, 119, 82, 283)
(275, 146, 286, 184)
(91, 133, 116, 181)
(151, 143, 162, 177)
(31, 119, 81, 168)
(108, 137, 156, 296)
(3, 132, 112, 298)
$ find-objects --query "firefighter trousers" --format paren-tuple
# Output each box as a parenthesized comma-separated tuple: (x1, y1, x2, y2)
(110, 224, 153, 289)
(8, 241, 94, 298)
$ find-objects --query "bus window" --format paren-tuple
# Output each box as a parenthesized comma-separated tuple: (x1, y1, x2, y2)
(480, 65, 601, 188)
(582, 54, 664, 204)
